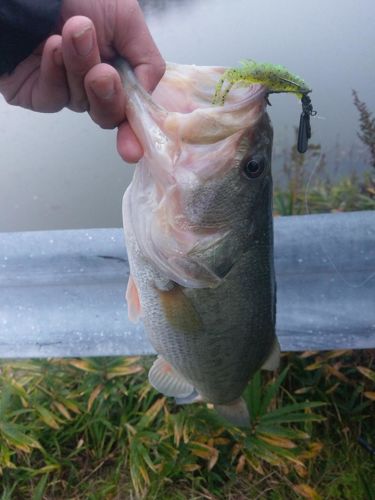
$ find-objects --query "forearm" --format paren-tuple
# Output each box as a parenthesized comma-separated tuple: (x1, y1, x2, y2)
(0, 0, 62, 75)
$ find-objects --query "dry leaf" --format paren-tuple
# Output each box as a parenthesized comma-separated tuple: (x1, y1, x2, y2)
(300, 351, 319, 359)
(87, 384, 104, 411)
(53, 402, 72, 420)
(106, 365, 143, 379)
(293, 483, 321, 499)
(236, 454, 246, 473)
(358, 366, 375, 382)
(208, 448, 219, 471)
(183, 463, 201, 472)
(294, 462, 307, 478)
(69, 360, 98, 372)
(260, 434, 297, 449)
(145, 397, 166, 421)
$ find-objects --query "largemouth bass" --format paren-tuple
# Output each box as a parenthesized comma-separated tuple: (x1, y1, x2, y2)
(118, 60, 280, 426)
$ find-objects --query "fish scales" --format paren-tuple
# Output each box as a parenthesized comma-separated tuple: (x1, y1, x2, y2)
(118, 60, 279, 426)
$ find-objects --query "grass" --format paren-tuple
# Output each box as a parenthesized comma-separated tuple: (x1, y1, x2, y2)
(273, 88, 375, 217)
(273, 137, 375, 216)
(0, 352, 374, 499)
(1, 93, 374, 500)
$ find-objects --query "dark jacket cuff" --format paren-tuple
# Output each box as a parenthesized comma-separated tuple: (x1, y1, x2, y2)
(0, 0, 62, 75)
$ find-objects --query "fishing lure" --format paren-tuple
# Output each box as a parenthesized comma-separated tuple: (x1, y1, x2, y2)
(212, 60, 316, 153)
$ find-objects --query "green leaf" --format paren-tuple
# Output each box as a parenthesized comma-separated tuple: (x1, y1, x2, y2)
(0, 421, 42, 452)
(359, 470, 375, 500)
(259, 365, 290, 415)
(244, 436, 290, 466)
(3, 361, 43, 373)
(0, 387, 13, 418)
(256, 424, 310, 440)
(260, 401, 325, 422)
(248, 371, 262, 419)
(31, 473, 49, 500)
(34, 405, 61, 429)
(0, 482, 18, 500)
(68, 359, 100, 373)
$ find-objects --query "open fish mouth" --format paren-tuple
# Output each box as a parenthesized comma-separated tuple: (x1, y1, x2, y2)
(152, 62, 267, 112)
(153, 63, 269, 146)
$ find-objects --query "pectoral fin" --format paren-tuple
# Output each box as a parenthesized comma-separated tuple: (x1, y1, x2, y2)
(261, 338, 281, 371)
(156, 285, 203, 333)
(125, 275, 141, 323)
(149, 355, 194, 398)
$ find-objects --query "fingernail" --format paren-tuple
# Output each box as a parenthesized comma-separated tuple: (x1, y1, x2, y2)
(73, 25, 94, 56)
(91, 78, 115, 99)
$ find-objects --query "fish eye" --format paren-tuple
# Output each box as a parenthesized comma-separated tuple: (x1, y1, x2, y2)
(242, 157, 266, 179)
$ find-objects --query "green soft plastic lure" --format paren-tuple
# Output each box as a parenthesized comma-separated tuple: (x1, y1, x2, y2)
(212, 60, 316, 153)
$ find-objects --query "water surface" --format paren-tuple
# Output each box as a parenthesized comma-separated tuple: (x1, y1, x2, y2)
(0, 0, 374, 231)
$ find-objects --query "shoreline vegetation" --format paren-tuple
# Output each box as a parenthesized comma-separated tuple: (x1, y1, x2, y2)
(0, 93, 374, 500)
(274, 90, 375, 217)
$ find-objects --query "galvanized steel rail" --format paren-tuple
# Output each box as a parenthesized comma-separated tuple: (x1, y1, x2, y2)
(0, 211, 374, 358)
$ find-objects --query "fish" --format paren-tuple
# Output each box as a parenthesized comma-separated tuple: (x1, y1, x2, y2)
(117, 59, 280, 427)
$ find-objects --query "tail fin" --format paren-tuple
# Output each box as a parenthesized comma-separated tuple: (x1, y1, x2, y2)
(215, 397, 250, 427)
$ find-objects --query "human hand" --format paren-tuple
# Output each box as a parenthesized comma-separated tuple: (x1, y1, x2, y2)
(0, 0, 165, 162)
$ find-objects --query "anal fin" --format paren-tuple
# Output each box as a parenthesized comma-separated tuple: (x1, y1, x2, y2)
(149, 356, 194, 398)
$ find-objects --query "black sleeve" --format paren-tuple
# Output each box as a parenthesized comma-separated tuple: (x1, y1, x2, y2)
(0, 0, 62, 76)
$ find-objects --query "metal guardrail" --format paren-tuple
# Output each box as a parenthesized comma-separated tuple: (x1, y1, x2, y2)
(0, 211, 374, 358)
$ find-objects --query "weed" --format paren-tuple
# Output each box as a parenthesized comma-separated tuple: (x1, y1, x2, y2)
(352, 89, 375, 170)
(0, 351, 374, 498)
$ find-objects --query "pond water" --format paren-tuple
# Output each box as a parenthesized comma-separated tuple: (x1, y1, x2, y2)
(0, 0, 374, 231)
